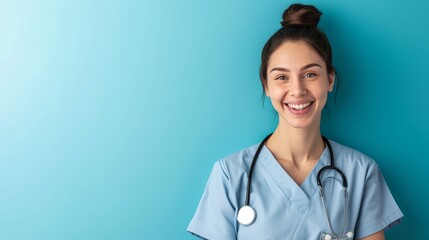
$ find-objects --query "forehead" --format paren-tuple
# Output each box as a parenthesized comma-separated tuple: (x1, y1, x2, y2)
(268, 41, 326, 70)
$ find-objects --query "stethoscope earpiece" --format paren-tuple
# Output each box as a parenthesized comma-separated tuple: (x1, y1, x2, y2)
(322, 233, 333, 240)
(322, 231, 354, 240)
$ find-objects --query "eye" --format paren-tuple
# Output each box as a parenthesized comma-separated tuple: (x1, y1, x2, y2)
(275, 75, 288, 80)
(303, 72, 317, 79)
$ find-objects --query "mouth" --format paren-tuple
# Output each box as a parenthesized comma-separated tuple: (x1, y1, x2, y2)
(285, 102, 314, 110)
(284, 101, 314, 115)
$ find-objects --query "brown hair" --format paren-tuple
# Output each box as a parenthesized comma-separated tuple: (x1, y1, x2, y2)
(259, 4, 335, 93)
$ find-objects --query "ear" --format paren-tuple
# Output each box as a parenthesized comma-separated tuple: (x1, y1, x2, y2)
(328, 71, 335, 92)
(263, 80, 270, 97)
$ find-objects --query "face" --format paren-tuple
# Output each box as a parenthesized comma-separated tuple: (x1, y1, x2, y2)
(264, 40, 335, 130)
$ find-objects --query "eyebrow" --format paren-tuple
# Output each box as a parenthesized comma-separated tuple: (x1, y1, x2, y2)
(269, 63, 323, 73)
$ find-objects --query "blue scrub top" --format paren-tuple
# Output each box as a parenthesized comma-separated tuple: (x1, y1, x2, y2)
(187, 140, 403, 239)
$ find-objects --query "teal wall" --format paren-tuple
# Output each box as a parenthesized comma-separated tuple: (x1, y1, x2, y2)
(1, 0, 427, 239)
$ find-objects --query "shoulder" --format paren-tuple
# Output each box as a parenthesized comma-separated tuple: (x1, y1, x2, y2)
(329, 140, 374, 165)
(327, 141, 405, 238)
(214, 143, 260, 178)
(327, 139, 385, 184)
(328, 139, 376, 169)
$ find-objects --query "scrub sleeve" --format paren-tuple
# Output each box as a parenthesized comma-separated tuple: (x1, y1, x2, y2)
(187, 161, 236, 240)
(354, 161, 403, 239)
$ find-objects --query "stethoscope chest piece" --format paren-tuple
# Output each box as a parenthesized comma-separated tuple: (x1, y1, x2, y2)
(237, 205, 256, 225)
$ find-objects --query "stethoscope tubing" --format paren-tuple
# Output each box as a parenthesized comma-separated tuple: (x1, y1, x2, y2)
(246, 134, 347, 199)
(239, 133, 352, 239)
(318, 136, 348, 189)
(244, 133, 272, 206)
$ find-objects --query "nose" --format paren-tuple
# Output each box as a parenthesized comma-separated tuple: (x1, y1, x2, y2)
(290, 77, 307, 96)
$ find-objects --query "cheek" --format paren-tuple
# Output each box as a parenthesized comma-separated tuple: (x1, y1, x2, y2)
(313, 88, 330, 106)
(268, 86, 287, 99)
(311, 81, 330, 97)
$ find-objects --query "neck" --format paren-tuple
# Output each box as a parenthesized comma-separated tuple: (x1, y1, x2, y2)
(266, 122, 325, 166)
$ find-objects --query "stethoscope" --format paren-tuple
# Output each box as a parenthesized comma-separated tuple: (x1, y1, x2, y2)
(236, 134, 354, 240)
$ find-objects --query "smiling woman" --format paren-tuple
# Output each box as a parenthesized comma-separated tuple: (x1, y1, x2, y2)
(265, 41, 334, 130)
(187, 3, 403, 240)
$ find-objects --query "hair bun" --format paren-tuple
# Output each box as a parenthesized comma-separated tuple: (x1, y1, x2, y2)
(281, 4, 322, 28)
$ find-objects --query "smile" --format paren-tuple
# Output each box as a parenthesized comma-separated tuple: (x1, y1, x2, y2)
(286, 102, 313, 110)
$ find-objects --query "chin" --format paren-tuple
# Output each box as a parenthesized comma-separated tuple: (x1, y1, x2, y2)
(280, 115, 320, 130)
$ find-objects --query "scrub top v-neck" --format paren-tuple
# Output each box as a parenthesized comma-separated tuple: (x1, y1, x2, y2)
(187, 140, 403, 240)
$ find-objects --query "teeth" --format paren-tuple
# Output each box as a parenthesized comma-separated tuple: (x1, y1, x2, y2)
(287, 102, 311, 110)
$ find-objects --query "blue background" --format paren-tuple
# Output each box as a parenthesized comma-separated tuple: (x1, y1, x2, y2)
(0, 0, 427, 239)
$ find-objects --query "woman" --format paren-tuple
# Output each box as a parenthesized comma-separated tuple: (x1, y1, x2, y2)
(188, 4, 403, 240)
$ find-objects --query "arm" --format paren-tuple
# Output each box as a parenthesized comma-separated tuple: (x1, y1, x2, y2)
(187, 161, 237, 239)
(354, 160, 403, 239)
(360, 230, 384, 240)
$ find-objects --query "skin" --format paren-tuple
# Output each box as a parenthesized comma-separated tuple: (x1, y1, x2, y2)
(263, 40, 384, 240)
(363, 231, 384, 240)
(264, 40, 335, 186)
